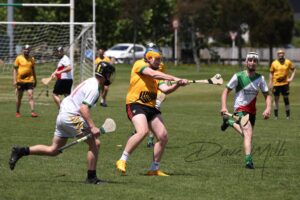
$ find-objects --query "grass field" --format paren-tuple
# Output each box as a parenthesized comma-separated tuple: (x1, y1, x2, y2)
(0, 62, 299, 200)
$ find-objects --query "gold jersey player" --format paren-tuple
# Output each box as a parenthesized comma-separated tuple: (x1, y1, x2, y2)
(116, 48, 188, 176)
(13, 45, 38, 118)
(269, 49, 296, 119)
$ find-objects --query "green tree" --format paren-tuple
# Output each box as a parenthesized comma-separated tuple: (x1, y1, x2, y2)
(250, 0, 294, 64)
(176, 0, 219, 70)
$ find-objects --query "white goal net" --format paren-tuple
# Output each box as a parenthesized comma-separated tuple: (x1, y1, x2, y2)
(0, 23, 94, 84)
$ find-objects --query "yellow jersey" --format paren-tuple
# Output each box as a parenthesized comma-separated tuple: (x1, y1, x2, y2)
(14, 55, 35, 83)
(270, 59, 294, 86)
(126, 59, 165, 107)
(95, 56, 111, 65)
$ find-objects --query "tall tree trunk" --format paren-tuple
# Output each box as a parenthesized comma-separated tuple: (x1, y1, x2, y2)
(237, 34, 242, 70)
(191, 23, 200, 72)
(269, 44, 273, 67)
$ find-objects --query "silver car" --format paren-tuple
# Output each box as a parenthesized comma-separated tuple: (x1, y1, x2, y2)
(104, 43, 146, 64)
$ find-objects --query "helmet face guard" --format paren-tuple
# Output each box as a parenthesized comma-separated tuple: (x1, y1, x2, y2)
(95, 62, 116, 85)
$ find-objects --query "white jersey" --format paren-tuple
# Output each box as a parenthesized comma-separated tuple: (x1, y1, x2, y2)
(59, 77, 100, 115)
(227, 70, 268, 114)
(57, 55, 72, 79)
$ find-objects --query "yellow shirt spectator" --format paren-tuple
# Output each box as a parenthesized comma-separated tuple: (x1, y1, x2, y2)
(270, 59, 294, 86)
(14, 54, 35, 83)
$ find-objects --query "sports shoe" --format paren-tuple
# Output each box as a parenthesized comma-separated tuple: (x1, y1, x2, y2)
(221, 115, 229, 131)
(100, 102, 107, 107)
(9, 146, 23, 170)
(16, 112, 21, 118)
(116, 160, 126, 174)
(85, 177, 105, 185)
(245, 161, 255, 169)
(31, 112, 38, 117)
(147, 170, 169, 176)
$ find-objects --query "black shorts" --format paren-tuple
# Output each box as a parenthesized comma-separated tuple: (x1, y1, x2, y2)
(236, 111, 256, 127)
(17, 82, 34, 92)
(126, 103, 161, 122)
(53, 79, 73, 95)
(272, 84, 289, 96)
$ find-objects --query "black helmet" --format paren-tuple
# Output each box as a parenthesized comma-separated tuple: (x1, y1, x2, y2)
(95, 61, 116, 85)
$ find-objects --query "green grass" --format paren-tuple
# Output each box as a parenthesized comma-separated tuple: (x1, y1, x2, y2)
(0, 62, 299, 200)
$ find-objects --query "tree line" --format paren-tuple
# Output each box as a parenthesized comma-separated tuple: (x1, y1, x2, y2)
(0, 0, 295, 63)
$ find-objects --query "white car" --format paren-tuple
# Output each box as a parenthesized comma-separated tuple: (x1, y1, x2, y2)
(104, 43, 146, 64)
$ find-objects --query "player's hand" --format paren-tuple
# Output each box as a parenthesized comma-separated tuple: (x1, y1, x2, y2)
(90, 126, 100, 138)
(51, 72, 57, 79)
(262, 109, 271, 120)
(33, 81, 37, 88)
(220, 108, 228, 115)
(13, 81, 17, 88)
(176, 79, 189, 86)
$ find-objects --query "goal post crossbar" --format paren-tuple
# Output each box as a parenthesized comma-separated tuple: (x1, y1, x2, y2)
(0, 21, 94, 26)
(0, 3, 70, 7)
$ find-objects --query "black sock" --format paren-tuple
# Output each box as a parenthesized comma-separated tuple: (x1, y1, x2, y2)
(20, 147, 30, 156)
(286, 110, 290, 117)
(274, 109, 278, 117)
(87, 170, 97, 179)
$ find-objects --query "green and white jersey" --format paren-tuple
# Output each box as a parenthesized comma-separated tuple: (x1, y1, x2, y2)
(227, 70, 268, 115)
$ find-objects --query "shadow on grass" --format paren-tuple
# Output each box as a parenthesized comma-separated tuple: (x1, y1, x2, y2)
(139, 172, 200, 177)
(16, 177, 125, 185)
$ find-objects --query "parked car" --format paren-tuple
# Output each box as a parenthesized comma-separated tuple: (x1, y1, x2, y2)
(104, 43, 146, 64)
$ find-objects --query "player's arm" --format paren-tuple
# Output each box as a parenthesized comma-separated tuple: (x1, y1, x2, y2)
(287, 67, 296, 83)
(13, 67, 18, 87)
(13, 58, 19, 87)
(79, 104, 100, 137)
(51, 68, 59, 79)
(221, 87, 232, 114)
(142, 66, 185, 82)
(57, 65, 72, 74)
(158, 82, 183, 94)
(269, 64, 274, 88)
(262, 91, 272, 119)
(32, 65, 37, 87)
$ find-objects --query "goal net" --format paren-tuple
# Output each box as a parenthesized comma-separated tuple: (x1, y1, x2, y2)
(0, 23, 94, 84)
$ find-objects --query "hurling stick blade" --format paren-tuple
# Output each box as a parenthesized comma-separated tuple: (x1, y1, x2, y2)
(100, 118, 116, 134)
(41, 77, 52, 85)
(223, 112, 249, 127)
(240, 114, 249, 127)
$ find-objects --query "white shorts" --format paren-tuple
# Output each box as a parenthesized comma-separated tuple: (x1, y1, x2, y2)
(54, 113, 88, 138)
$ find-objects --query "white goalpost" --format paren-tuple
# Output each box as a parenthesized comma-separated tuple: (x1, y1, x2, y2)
(0, 0, 96, 83)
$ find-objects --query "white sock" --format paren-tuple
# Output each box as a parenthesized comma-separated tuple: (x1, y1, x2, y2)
(120, 151, 129, 162)
(150, 162, 160, 171)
